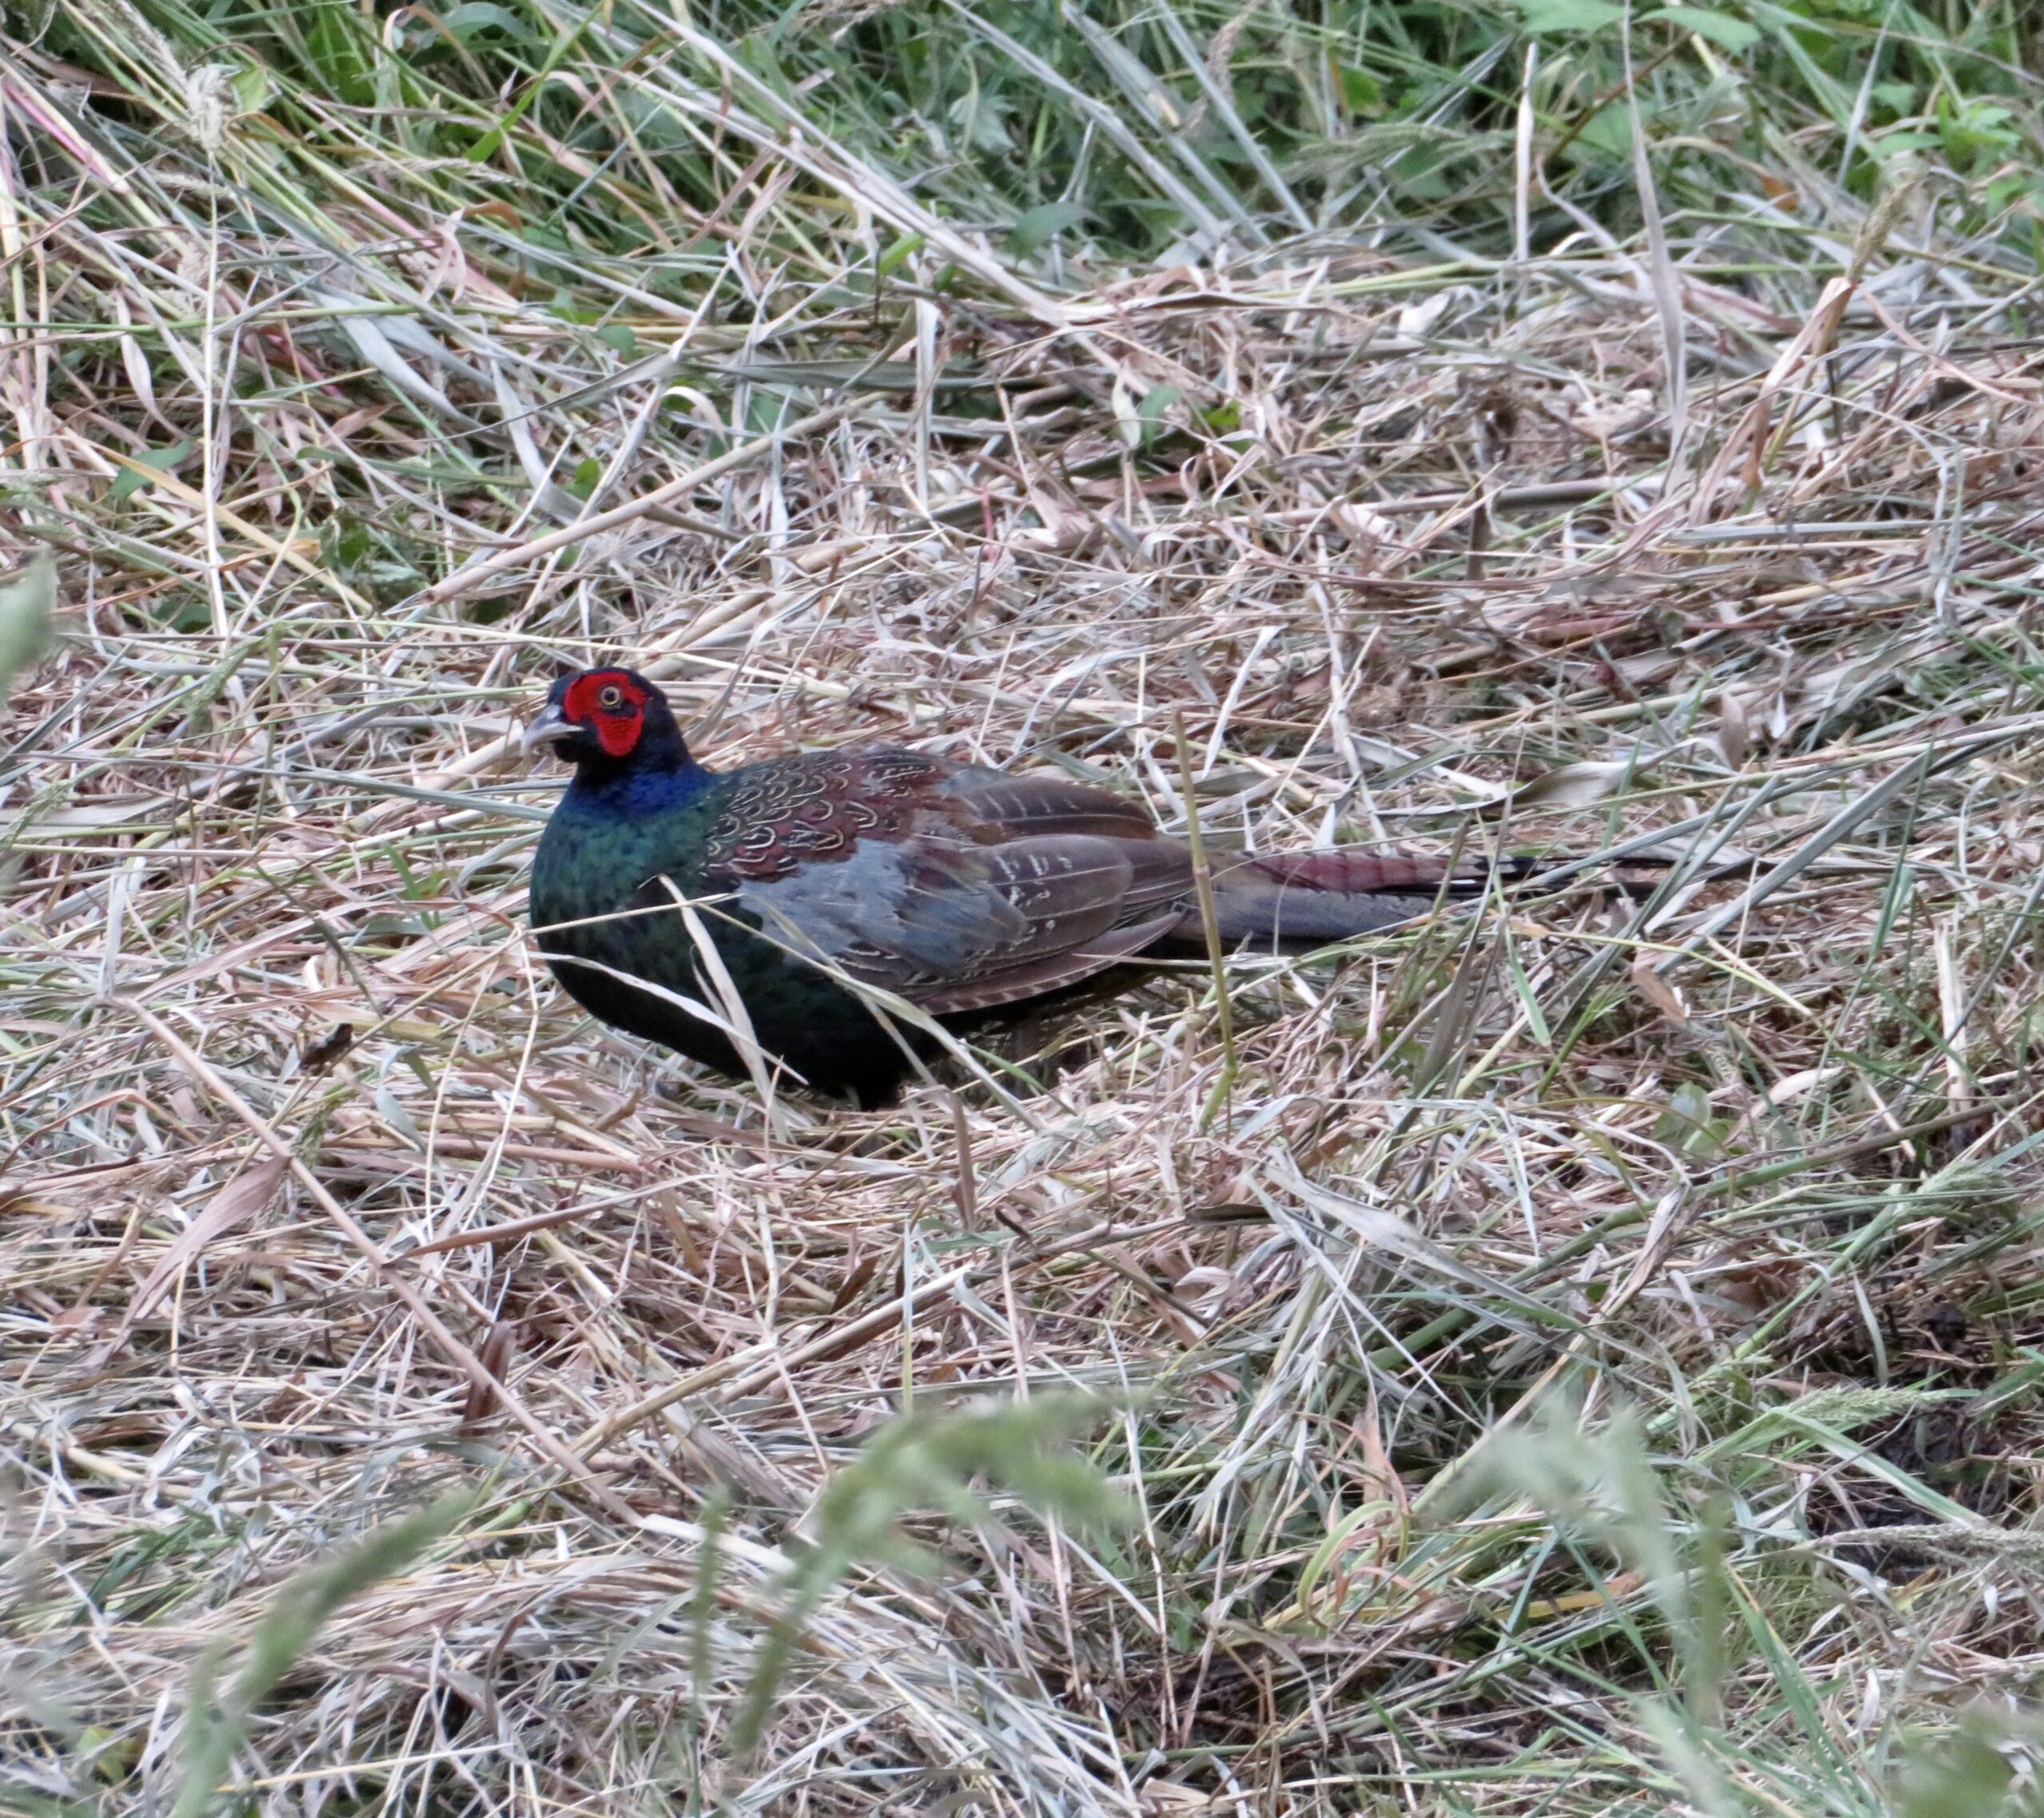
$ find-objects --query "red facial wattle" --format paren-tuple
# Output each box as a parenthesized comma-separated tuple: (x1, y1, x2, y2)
(562, 671, 648, 759)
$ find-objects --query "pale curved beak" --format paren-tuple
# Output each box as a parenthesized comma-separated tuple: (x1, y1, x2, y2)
(521, 703, 575, 756)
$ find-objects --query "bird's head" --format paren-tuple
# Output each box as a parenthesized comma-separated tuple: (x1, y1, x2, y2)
(522, 667, 690, 774)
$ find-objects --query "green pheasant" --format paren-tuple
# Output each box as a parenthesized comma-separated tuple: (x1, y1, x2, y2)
(525, 667, 1527, 1106)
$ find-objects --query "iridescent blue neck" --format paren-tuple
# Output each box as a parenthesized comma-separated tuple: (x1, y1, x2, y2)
(565, 753, 717, 816)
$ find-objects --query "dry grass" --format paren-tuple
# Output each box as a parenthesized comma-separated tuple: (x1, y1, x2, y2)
(8, 2, 2044, 1812)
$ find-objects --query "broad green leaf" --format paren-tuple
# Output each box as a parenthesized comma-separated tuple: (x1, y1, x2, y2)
(108, 441, 192, 503)
(1009, 200, 1088, 257)
(1137, 382, 1185, 449)
(1519, 0, 1622, 32)
(1655, 1080, 1722, 1156)
(302, 0, 374, 105)
(1646, 6, 1761, 50)
(441, 2, 525, 37)
(1137, 382, 1183, 422)
(1575, 101, 1634, 156)
(228, 61, 272, 113)
(1870, 129, 1940, 159)
(0, 556, 53, 701)
(877, 231, 925, 276)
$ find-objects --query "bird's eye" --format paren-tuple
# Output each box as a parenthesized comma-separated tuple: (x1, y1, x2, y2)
(598, 685, 624, 711)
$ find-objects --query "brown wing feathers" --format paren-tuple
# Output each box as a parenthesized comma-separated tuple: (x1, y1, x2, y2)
(723, 745, 1548, 1008)
(941, 772, 1161, 839)
(913, 913, 1182, 1015)
(946, 763, 1545, 963)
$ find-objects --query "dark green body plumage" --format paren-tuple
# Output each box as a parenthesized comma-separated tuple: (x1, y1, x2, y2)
(529, 762, 932, 1103)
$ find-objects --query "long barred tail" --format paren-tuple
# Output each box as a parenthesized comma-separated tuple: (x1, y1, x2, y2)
(1193, 850, 1547, 947)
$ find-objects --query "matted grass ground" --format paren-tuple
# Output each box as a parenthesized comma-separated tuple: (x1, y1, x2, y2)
(6, 1, 2044, 1812)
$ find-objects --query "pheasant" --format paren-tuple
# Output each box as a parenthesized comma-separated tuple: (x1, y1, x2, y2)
(524, 667, 1539, 1107)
